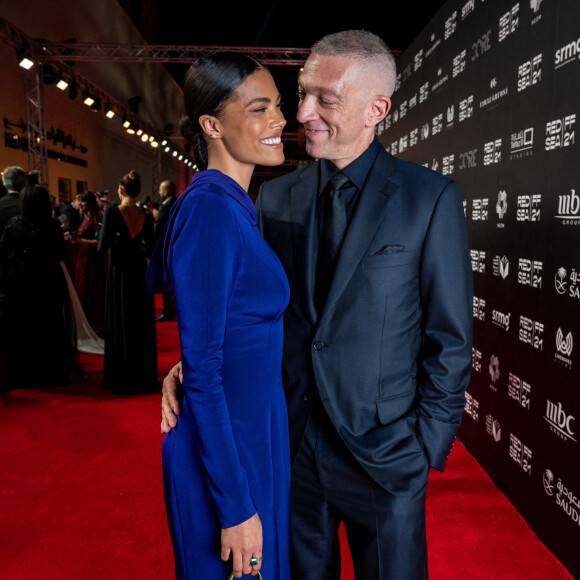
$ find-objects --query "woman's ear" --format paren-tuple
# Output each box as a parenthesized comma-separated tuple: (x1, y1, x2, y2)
(199, 115, 221, 140)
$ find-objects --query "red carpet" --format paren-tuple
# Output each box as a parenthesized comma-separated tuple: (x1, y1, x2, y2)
(0, 299, 573, 579)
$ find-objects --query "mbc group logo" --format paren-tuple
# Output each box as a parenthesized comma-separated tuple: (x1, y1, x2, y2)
(544, 400, 577, 443)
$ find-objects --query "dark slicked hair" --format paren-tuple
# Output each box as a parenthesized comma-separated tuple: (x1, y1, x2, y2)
(180, 51, 264, 171)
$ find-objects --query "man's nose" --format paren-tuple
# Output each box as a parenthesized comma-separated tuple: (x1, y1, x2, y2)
(296, 96, 316, 123)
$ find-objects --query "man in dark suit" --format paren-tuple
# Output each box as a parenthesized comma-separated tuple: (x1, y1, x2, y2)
(154, 180, 177, 321)
(58, 194, 81, 234)
(160, 30, 473, 579)
(0, 166, 28, 237)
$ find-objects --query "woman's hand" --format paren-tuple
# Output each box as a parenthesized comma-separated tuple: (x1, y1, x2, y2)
(221, 513, 263, 577)
(161, 361, 183, 433)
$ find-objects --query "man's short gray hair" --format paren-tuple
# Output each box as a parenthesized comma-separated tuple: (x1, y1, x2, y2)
(2, 166, 28, 192)
(311, 30, 397, 96)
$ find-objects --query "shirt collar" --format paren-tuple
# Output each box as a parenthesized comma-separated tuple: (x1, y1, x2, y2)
(319, 136, 382, 194)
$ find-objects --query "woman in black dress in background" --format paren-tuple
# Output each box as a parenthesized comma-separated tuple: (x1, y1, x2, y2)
(98, 170, 158, 394)
(0, 185, 78, 388)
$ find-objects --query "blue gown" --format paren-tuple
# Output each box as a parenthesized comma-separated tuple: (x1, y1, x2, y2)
(149, 170, 291, 579)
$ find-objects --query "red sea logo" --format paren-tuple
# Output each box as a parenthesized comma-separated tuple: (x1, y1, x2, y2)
(556, 328, 573, 357)
(447, 105, 455, 124)
(496, 190, 508, 218)
(489, 355, 500, 382)
(555, 268, 568, 295)
(492, 420, 501, 442)
(499, 256, 509, 279)
(530, 0, 543, 13)
(543, 469, 555, 495)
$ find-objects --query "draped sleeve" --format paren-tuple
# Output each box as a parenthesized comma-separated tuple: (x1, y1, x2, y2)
(169, 188, 256, 528)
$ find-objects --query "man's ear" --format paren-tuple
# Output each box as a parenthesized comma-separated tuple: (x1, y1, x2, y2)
(366, 96, 391, 128)
(199, 114, 222, 139)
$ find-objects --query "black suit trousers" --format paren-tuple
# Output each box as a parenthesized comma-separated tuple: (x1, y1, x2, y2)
(291, 406, 428, 580)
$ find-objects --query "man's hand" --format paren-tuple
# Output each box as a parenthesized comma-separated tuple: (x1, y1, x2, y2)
(221, 513, 263, 578)
(161, 361, 183, 433)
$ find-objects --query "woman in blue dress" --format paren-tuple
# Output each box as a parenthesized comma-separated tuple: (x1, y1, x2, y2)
(148, 52, 290, 579)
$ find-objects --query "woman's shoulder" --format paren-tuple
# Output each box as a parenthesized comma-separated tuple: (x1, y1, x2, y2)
(179, 182, 239, 219)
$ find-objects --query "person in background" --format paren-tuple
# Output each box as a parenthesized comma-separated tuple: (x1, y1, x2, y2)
(0, 184, 79, 389)
(59, 193, 82, 235)
(98, 170, 158, 395)
(153, 179, 177, 322)
(0, 166, 28, 237)
(161, 30, 473, 580)
(147, 51, 289, 579)
(71, 190, 104, 333)
(26, 170, 40, 186)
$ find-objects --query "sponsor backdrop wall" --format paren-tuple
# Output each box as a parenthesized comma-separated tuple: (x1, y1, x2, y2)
(378, 0, 579, 576)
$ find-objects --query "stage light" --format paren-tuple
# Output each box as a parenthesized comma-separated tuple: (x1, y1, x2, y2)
(17, 49, 34, 70)
(56, 79, 68, 90)
(136, 129, 143, 136)
(141, 133, 149, 142)
(178, 155, 183, 161)
(105, 109, 115, 119)
(149, 136, 154, 142)
(172, 151, 178, 157)
(122, 119, 131, 128)
(83, 95, 95, 107)
(151, 141, 159, 148)
(164, 146, 170, 153)
(42, 64, 59, 85)
(161, 140, 168, 146)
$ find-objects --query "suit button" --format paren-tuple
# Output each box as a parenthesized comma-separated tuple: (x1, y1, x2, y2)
(313, 341, 324, 350)
(303, 394, 312, 402)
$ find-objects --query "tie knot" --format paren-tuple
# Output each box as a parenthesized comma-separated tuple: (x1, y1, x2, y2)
(330, 172, 349, 193)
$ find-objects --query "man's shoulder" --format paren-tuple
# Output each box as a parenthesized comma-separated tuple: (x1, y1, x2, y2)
(0, 192, 19, 206)
(261, 162, 317, 194)
(390, 153, 455, 192)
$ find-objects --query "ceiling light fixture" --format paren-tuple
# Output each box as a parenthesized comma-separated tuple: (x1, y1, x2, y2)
(17, 49, 34, 70)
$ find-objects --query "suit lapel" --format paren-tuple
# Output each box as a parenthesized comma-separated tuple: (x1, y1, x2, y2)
(290, 163, 319, 326)
(318, 151, 400, 327)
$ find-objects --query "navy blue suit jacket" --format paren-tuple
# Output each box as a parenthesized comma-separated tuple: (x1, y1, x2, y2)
(256, 147, 473, 495)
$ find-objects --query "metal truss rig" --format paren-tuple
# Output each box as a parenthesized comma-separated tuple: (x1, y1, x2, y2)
(36, 43, 313, 66)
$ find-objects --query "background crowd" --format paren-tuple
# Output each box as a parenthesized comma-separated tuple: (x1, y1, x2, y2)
(0, 165, 175, 394)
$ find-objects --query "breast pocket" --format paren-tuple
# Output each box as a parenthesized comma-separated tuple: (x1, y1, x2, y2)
(362, 250, 414, 269)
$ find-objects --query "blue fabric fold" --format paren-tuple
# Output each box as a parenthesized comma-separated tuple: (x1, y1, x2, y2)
(146, 169, 258, 294)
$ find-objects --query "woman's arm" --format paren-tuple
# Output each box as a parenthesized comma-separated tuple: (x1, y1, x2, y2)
(171, 191, 256, 527)
(96, 208, 113, 254)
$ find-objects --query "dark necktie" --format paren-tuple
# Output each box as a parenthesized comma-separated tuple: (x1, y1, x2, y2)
(315, 173, 350, 314)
